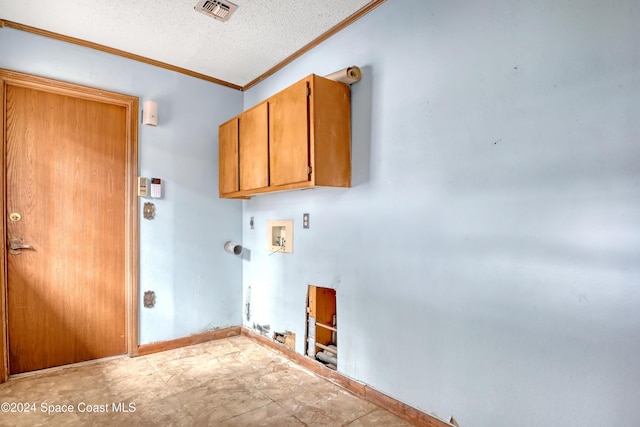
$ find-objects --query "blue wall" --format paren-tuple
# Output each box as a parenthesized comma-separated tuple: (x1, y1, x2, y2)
(242, 1, 640, 426)
(2, 0, 640, 424)
(0, 27, 244, 345)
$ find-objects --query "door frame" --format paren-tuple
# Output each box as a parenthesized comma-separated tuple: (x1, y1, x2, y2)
(0, 69, 140, 381)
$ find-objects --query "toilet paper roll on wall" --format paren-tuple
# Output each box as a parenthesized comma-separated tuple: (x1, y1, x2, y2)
(324, 66, 362, 84)
(224, 241, 243, 255)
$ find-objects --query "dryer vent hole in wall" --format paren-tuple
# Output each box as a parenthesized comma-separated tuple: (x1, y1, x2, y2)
(306, 285, 337, 370)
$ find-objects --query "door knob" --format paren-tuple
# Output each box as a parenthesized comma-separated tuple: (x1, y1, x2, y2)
(8, 237, 33, 255)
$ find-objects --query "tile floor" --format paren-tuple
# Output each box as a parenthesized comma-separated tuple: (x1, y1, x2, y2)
(0, 336, 413, 426)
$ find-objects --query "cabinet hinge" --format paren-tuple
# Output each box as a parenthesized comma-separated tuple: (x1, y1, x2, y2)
(308, 165, 313, 175)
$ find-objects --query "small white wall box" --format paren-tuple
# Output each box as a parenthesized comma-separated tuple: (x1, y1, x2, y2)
(267, 219, 293, 254)
(138, 177, 149, 197)
(142, 100, 158, 126)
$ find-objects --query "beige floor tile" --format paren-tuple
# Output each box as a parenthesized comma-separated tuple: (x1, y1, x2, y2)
(0, 336, 415, 426)
(177, 381, 273, 423)
(218, 401, 306, 426)
(275, 384, 377, 426)
(0, 405, 92, 427)
(346, 408, 415, 426)
(249, 366, 325, 401)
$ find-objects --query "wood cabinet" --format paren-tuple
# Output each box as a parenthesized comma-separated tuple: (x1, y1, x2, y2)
(218, 103, 269, 197)
(218, 74, 351, 198)
(218, 117, 239, 196)
(269, 79, 310, 187)
(239, 103, 269, 191)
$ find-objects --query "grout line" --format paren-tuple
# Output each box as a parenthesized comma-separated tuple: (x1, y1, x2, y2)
(217, 399, 274, 424)
(342, 406, 379, 426)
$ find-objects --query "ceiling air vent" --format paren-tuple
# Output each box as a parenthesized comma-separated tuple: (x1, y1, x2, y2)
(194, 0, 238, 22)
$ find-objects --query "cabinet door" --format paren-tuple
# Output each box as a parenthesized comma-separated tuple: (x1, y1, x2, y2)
(269, 79, 310, 186)
(239, 103, 269, 191)
(218, 118, 239, 195)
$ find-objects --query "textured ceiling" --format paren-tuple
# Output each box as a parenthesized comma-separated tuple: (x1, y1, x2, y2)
(0, 0, 379, 88)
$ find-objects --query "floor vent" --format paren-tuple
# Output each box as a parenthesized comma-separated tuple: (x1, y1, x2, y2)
(194, 0, 238, 22)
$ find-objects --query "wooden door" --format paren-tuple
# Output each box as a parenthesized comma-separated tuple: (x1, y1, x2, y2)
(218, 117, 239, 195)
(4, 83, 128, 374)
(239, 103, 269, 191)
(269, 79, 311, 186)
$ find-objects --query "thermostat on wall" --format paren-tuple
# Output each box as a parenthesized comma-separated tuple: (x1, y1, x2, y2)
(150, 178, 162, 198)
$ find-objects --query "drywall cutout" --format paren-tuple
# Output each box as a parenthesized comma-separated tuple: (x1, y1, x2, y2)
(267, 219, 293, 254)
(274, 331, 296, 351)
(305, 285, 337, 370)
